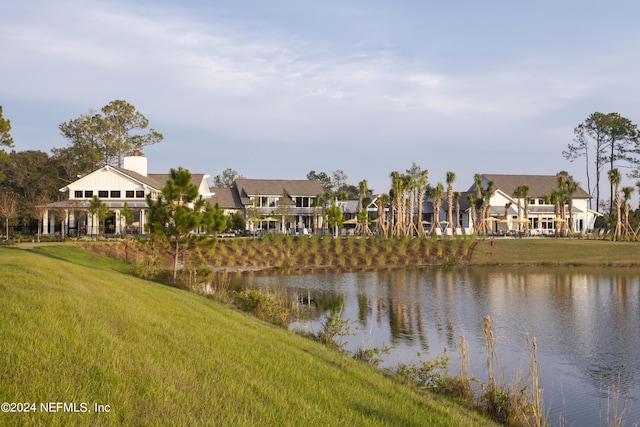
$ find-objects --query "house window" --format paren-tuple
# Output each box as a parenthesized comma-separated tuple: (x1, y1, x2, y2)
(136, 190, 145, 198)
(126, 191, 134, 198)
(98, 190, 108, 198)
(84, 191, 93, 198)
(74, 191, 83, 198)
(296, 197, 310, 208)
(110, 191, 121, 198)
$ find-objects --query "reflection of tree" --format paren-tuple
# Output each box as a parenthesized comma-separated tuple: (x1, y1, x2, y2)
(246, 266, 640, 420)
(357, 294, 369, 326)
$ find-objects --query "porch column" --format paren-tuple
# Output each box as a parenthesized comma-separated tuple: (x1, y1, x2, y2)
(114, 209, 122, 235)
(63, 210, 69, 236)
(49, 211, 56, 235)
(68, 211, 76, 236)
(88, 213, 96, 236)
(42, 210, 49, 235)
(139, 209, 146, 234)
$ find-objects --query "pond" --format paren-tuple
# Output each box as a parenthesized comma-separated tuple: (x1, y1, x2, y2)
(242, 267, 640, 427)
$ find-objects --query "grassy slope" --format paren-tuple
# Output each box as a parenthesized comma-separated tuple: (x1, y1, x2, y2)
(0, 247, 497, 427)
(470, 238, 640, 266)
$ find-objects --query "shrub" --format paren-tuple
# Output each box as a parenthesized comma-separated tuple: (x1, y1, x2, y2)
(314, 307, 356, 350)
(352, 342, 397, 367)
(397, 351, 451, 391)
(232, 290, 294, 327)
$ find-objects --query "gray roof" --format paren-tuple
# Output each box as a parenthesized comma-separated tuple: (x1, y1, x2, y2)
(207, 187, 244, 210)
(112, 167, 164, 189)
(112, 168, 208, 191)
(234, 179, 324, 198)
(474, 174, 591, 199)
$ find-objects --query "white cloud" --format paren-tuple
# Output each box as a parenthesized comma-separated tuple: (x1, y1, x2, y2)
(3, 0, 640, 196)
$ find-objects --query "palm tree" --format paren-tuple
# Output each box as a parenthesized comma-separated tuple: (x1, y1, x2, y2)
(548, 190, 562, 237)
(556, 173, 570, 236)
(445, 171, 456, 232)
(428, 182, 444, 234)
(473, 174, 484, 233)
(311, 193, 327, 234)
(454, 191, 461, 229)
(608, 168, 622, 240)
(513, 185, 529, 234)
(565, 177, 580, 235)
(467, 194, 478, 234)
(88, 195, 110, 238)
(404, 174, 416, 236)
(622, 186, 634, 239)
(390, 171, 403, 237)
(504, 202, 512, 234)
(376, 193, 390, 237)
(357, 179, 370, 235)
(481, 180, 496, 235)
(416, 170, 429, 235)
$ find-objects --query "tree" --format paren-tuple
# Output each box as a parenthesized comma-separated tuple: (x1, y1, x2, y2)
(307, 170, 333, 196)
(404, 174, 416, 236)
(564, 176, 580, 235)
(415, 169, 429, 235)
(376, 193, 390, 237)
(0, 190, 17, 239)
(213, 168, 245, 188)
(0, 106, 14, 148)
(454, 191, 461, 229)
(555, 173, 570, 236)
(480, 180, 496, 235)
(332, 170, 348, 193)
(513, 185, 530, 234)
(146, 167, 225, 285)
(101, 100, 164, 167)
(120, 202, 134, 236)
(55, 111, 110, 179)
(564, 112, 638, 212)
(608, 168, 622, 240)
(445, 171, 456, 231)
(389, 171, 405, 236)
(621, 186, 634, 239)
(356, 179, 371, 235)
(0, 150, 63, 233)
(227, 211, 246, 232)
(427, 182, 444, 234)
(87, 196, 110, 237)
(323, 198, 343, 237)
(473, 174, 485, 234)
(32, 195, 50, 242)
(57, 100, 163, 176)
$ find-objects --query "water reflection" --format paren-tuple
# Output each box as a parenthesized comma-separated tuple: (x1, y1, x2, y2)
(243, 267, 640, 426)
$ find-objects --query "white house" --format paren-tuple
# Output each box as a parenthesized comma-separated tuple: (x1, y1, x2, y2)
(44, 155, 212, 236)
(232, 178, 325, 233)
(468, 174, 599, 235)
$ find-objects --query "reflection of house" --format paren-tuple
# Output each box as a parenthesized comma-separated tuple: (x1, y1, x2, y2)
(44, 155, 212, 236)
(467, 174, 598, 234)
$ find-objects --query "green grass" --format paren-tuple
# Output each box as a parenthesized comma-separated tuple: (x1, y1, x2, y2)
(471, 238, 640, 266)
(0, 246, 498, 427)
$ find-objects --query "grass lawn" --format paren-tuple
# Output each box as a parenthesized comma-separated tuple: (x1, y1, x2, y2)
(0, 246, 497, 427)
(470, 237, 640, 266)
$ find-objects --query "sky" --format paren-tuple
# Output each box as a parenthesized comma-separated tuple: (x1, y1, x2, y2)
(3, 0, 640, 198)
